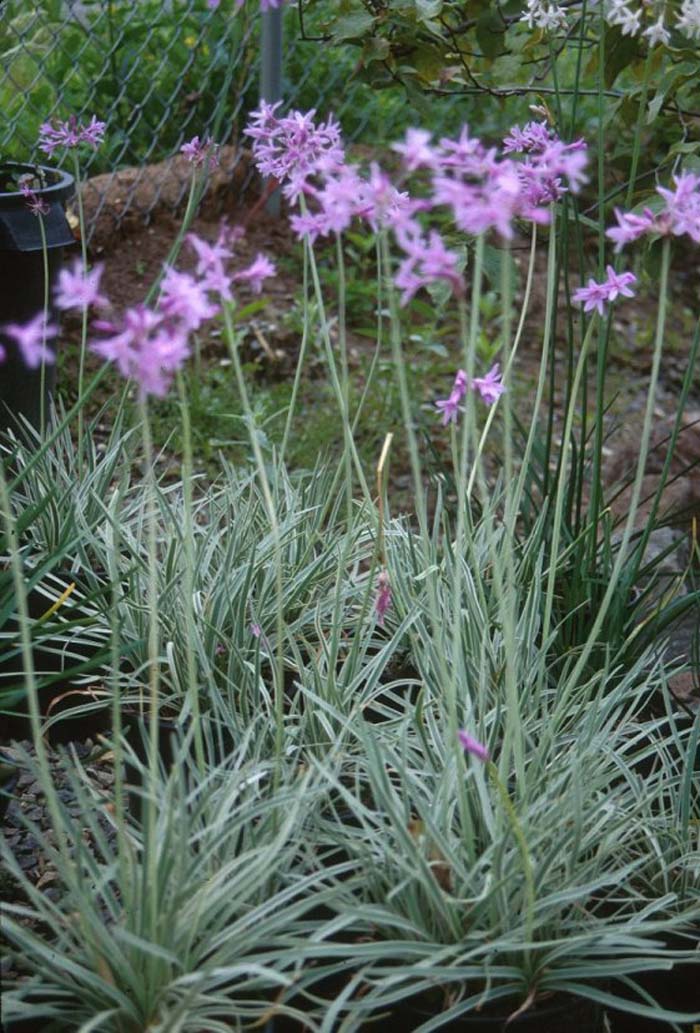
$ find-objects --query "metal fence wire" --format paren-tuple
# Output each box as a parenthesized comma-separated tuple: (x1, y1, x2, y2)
(1, 1, 464, 236)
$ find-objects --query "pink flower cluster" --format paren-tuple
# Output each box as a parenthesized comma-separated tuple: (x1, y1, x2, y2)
(572, 265, 637, 316)
(180, 135, 219, 168)
(435, 364, 505, 425)
(607, 172, 700, 251)
(375, 569, 392, 627)
(1, 314, 56, 369)
(18, 175, 50, 217)
(245, 106, 588, 307)
(502, 119, 588, 206)
(38, 115, 106, 157)
(2, 227, 276, 389)
(246, 102, 345, 201)
(86, 227, 275, 396)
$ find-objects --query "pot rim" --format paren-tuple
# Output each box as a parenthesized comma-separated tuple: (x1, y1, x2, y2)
(0, 161, 75, 209)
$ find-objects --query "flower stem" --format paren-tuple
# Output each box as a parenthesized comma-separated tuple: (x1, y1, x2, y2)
(176, 370, 206, 774)
(488, 760, 535, 959)
(37, 213, 50, 437)
(72, 153, 89, 477)
(223, 303, 286, 782)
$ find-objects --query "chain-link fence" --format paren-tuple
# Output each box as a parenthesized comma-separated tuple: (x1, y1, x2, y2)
(1, 1, 464, 237)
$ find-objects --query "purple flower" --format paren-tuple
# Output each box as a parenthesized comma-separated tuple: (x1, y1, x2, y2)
(656, 171, 700, 243)
(313, 164, 368, 235)
(180, 135, 219, 168)
(187, 231, 232, 276)
(0, 344, 5, 363)
(18, 175, 50, 217)
(232, 253, 276, 294)
(250, 622, 262, 638)
(606, 172, 700, 251)
(2, 313, 57, 369)
(472, 363, 505, 405)
(361, 162, 421, 233)
(437, 125, 492, 174)
(375, 570, 392, 627)
(573, 265, 637, 316)
(38, 115, 106, 157)
(458, 730, 490, 763)
(435, 391, 463, 426)
(606, 207, 656, 252)
(395, 230, 464, 305)
(503, 121, 555, 154)
(90, 306, 189, 399)
(392, 128, 438, 172)
(289, 211, 329, 243)
(435, 365, 503, 424)
(506, 122, 588, 205)
(245, 104, 345, 192)
(435, 369, 468, 425)
(54, 261, 108, 311)
(158, 267, 219, 330)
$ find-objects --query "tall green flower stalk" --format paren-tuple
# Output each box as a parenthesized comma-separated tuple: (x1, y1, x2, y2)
(71, 153, 90, 472)
(563, 238, 673, 688)
(176, 370, 205, 773)
(222, 302, 286, 782)
(301, 200, 370, 510)
(37, 212, 50, 436)
(136, 396, 163, 907)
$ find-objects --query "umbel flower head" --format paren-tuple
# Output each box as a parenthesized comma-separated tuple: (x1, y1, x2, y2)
(86, 227, 276, 397)
(180, 135, 220, 168)
(18, 175, 50, 217)
(3, 219, 275, 391)
(1, 314, 56, 369)
(38, 115, 106, 157)
(573, 265, 637, 316)
(607, 171, 700, 250)
(435, 364, 505, 425)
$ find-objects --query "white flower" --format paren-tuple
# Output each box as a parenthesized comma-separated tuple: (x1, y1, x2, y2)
(618, 5, 642, 34)
(521, 0, 568, 31)
(677, 0, 700, 38)
(643, 15, 670, 44)
(605, 0, 632, 24)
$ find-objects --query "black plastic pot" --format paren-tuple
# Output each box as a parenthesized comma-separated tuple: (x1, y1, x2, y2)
(0, 161, 75, 437)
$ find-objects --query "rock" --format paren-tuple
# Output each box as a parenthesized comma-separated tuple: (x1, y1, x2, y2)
(668, 671, 699, 714)
(604, 408, 700, 529)
(78, 146, 257, 253)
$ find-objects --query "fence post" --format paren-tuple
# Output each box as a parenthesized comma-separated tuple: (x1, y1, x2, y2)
(260, 6, 283, 216)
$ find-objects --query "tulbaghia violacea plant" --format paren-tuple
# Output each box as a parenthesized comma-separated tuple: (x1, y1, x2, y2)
(0, 736, 351, 1032)
(296, 645, 700, 1027)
